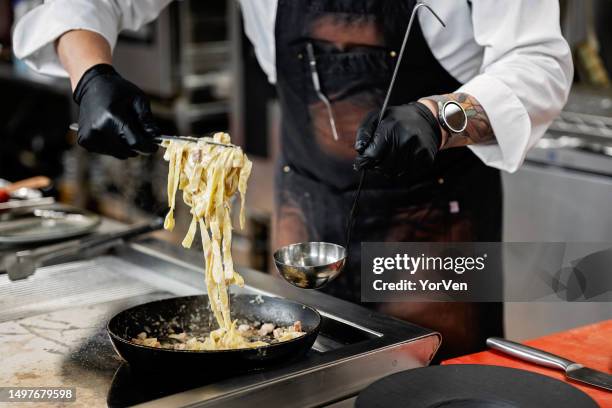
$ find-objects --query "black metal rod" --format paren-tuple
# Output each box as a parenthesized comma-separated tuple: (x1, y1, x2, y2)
(379, 3, 446, 124)
(345, 3, 446, 252)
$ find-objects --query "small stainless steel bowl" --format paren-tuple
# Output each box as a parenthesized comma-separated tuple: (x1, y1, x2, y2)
(273, 242, 346, 289)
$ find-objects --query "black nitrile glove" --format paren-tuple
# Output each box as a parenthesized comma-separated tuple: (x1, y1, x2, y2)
(354, 102, 442, 177)
(73, 64, 159, 159)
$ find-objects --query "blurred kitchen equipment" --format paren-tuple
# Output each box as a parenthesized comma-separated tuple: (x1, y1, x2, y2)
(5, 217, 163, 280)
(355, 365, 598, 408)
(274, 3, 446, 290)
(0, 176, 51, 202)
(0, 0, 12, 57)
(112, 1, 231, 132)
(68, 123, 235, 148)
(487, 337, 612, 391)
(107, 294, 320, 372)
(2, 189, 15, 202)
(502, 88, 612, 339)
(505, 88, 612, 243)
(0, 197, 55, 211)
(0, 205, 100, 245)
(594, 0, 612, 78)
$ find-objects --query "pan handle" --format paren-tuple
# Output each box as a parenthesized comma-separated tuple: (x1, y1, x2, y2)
(486, 337, 575, 371)
(7, 218, 164, 280)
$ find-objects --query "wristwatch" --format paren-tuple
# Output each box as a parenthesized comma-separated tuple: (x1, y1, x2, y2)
(430, 99, 468, 135)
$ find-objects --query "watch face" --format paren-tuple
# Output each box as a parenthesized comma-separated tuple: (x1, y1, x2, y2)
(443, 101, 467, 133)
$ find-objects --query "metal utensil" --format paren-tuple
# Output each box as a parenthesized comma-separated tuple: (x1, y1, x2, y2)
(68, 123, 235, 148)
(5, 217, 163, 280)
(274, 242, 346, 289)
(275, 3, 446, 290)
(306, 42, 339, 141)
(487, 337, 612, 391)
(154, 135, 235, 148)
(0, 206, 100, 244)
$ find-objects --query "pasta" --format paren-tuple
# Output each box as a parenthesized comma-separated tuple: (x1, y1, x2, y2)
(161, 133, 305, 350)
(132, 321, 304, 351)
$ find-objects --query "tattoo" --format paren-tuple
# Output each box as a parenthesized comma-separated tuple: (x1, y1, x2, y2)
(424, 93, 494, 149)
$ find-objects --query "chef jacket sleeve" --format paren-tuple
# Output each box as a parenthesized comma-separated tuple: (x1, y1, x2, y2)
(12, 0, 172, 78)
(457, 0, 573, 173)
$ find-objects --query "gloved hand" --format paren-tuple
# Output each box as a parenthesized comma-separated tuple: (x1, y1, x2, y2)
(354, 102, 442, 177)
(73, 64, 159, 159)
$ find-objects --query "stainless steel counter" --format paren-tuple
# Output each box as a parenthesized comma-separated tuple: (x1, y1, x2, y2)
(502, 87, 612, 339)
(0, 238, 440, 407)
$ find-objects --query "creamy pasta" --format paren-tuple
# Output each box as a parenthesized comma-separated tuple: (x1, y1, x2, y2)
(132, 320, 305, 351)
(162, 132, 265, 350)
(160, 132, 305, 350)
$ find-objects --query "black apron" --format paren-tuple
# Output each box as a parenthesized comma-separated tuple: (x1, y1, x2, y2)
(273, 0, 503, 359)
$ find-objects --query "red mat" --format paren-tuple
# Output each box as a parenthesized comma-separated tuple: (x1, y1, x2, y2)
(443, 320, 612, 407)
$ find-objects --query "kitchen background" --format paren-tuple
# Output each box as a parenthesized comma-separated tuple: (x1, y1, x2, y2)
(1, 0, 611, 340)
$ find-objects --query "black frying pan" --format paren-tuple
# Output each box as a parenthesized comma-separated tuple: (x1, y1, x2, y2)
(107, 294, 321, 373)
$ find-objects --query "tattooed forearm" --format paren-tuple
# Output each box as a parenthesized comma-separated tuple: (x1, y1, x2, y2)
(420, 93, 494, 149)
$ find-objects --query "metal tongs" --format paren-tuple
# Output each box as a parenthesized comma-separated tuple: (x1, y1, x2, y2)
(155, 135, 235, 148)
(68, 124, 235, 148)
(5, 218, 163, 280)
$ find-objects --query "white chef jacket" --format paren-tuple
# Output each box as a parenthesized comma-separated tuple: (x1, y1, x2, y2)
(12, 0, 573, 173)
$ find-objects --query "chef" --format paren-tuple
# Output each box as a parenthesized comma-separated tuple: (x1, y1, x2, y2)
(13, 1, 572, 358)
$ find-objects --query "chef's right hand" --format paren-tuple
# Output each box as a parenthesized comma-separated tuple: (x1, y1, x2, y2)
(73, 64, 159, 159)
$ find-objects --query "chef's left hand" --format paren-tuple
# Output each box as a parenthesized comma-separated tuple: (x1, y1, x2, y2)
(354, 102, 442, 177)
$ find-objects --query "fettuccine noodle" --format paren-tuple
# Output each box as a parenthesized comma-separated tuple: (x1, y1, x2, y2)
(162, 132, 266, 350)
